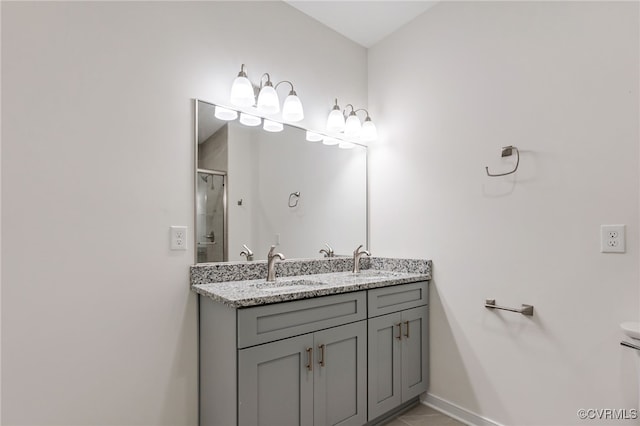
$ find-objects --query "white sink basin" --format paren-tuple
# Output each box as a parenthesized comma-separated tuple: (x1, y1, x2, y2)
(620, 321, 640, 340)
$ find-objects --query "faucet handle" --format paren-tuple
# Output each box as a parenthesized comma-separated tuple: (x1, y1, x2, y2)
(268, 245, 285, 261)
(354, 244, 371, 256)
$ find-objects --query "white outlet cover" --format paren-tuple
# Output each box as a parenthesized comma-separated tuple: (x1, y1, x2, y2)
(170, 226, 188, 250)
(601, 224, 625, 253)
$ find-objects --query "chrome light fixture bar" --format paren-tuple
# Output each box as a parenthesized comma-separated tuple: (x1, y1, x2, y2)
(326, 98, 378, 142)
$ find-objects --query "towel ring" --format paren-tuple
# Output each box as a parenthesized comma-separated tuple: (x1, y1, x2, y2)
(288, 192, 300, 208)
(486, 146, 519, 177)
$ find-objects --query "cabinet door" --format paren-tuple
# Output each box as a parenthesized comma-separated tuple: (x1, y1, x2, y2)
(313, 321, 367, 426)
(368, 312, 402, 420)
(238, 334, 314, 426)
(401, 306, 429, 401)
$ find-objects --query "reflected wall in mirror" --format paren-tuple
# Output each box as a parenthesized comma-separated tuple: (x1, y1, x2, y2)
(195, 99, 368, 263)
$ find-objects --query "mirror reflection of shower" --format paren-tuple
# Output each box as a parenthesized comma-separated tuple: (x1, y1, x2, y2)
(196, 170, 226, 263)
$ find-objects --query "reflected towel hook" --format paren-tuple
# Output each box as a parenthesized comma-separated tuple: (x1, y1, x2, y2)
(485, 146, 519, 177)
(288, 192, 300, 208)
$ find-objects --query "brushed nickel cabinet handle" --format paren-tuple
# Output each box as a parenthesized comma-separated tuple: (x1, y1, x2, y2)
(318, 344, 325, 367)
(395, 323, 402, 340)
(404, 320, 410, 338)
(306, 347, 313, 371)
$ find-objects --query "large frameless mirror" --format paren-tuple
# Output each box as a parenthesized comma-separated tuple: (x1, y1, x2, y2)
(195, 99, 368, 263)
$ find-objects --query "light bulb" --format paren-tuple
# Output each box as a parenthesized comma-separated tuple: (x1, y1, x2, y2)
(214, 106, 238, 121)
(326, 100, 345, 132)
(361, 118, 378, 141)
(339, 141, 355, 149)
(322, 137, 340, 146)
(257, 83, 280, 115)
(344, 112, 361, 138)
(239, 113, 261, 127)
(229, 65, 255, 107)
(263, 119, 283, 132)
(282, 92, 304, 122)
(306, 131, 323, 142)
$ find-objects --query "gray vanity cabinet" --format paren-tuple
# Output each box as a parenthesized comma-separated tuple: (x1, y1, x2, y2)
(313, 321, 367, 426)
(238, 321, 367, 426)
(238, 334, 314, 426)
(199, 280, 428, 426)
(367, 282, 429, 420)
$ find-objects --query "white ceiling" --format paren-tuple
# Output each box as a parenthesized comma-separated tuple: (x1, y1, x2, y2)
(286, 1, 438, 48)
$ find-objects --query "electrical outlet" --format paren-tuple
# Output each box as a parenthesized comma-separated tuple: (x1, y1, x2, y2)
(171, 226, 188, 250)
(601, 225, 625, 253)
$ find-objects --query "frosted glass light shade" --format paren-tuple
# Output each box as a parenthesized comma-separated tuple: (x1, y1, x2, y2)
(257, 85, 280, 115)
(239, 113, 261, 127)
(361, 119, 378, 141)
(230, 76, 255, 107)
(322, 137, 340, 146)
(214, 106, 238, 121)
(282, 94, 304, 122)
(326, 109, 345, 133)
(344, 114, 362, 138)
(263, 119, 283, 132)
(306, 131, 323, 142)
(339, 141, 355, 149)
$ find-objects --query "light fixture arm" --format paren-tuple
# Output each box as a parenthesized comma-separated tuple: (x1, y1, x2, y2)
(275, 80, 297, 96)
(259, 72, 273, 88)
(354, 108, 373, 121)
(237, 63, 248, 78)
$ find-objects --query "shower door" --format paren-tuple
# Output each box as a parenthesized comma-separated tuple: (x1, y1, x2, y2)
(196, 170, 226, 263)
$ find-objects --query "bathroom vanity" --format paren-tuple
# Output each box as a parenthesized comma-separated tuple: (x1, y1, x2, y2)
(191, 257, 432, 426)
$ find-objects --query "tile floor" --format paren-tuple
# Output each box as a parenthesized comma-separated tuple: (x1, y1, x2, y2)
(383, 403, 466, 426)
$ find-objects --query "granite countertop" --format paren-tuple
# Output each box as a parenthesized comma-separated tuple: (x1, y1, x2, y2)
(191, 257, 432, 308)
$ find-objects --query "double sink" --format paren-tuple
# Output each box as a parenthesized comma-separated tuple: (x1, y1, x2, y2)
(250, 270, 406, 292)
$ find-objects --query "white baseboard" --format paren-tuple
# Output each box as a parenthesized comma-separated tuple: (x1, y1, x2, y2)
(422, 393, 504, 426)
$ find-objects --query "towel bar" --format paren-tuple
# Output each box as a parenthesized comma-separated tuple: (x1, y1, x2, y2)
(485, 299, 534, 316)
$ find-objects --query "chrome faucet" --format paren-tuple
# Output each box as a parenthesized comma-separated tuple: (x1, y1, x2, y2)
(267, 245, 285, 282)
(240, 244, 254, 261)
(319, 243, 334, 258)
(352, 244, 371, 273)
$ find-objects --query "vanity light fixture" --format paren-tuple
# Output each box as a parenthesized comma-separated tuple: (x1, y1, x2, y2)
(214, 105, 238, 121)
(360, 113, 378, 142)
(279, 81, 304, 122)
(344, 105, 362, 139)
(339, 141, 355, 149)
(229, 64, 255, 107)
(230, 64, 305, 123)
(326, 99, 346, 132)
(257, 73, 280, 115)
(239, 112, 261, 127)
(305, 131, 323, 142)
(263, 119, 284, 132)
(322, 136, 340, 146)
(326, 99, 378, 142)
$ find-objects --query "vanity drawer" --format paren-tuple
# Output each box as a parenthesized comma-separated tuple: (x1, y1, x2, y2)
(237, 291, 367, 348)
(368, 281, 428, 317)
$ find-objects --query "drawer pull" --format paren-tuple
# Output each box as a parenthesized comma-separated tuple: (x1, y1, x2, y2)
(395, 323, 402, 340)
(404, 320, 410, 338)
(318, 344, 326, 367)
(306, 347, 313, 371)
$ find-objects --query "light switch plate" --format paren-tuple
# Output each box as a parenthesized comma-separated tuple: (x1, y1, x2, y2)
(171, 226, 188, 250)
(601, 224, 625, 253)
